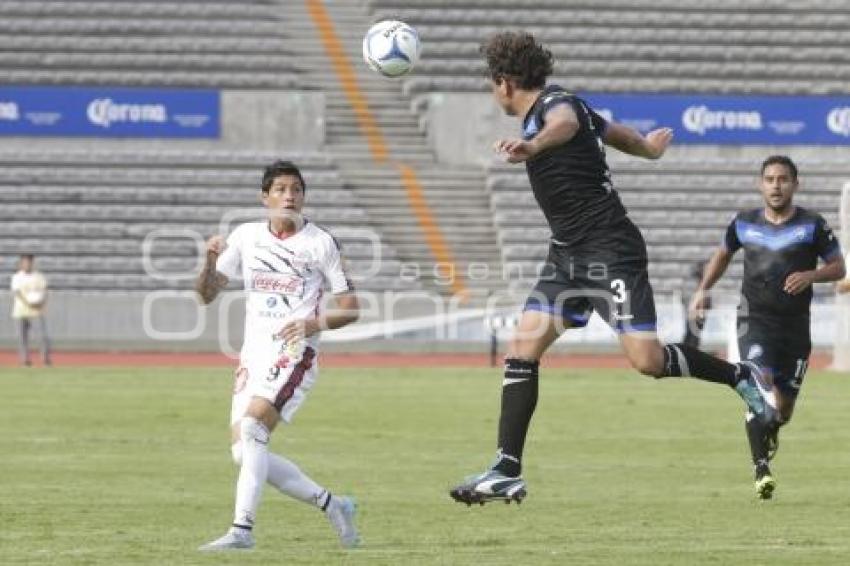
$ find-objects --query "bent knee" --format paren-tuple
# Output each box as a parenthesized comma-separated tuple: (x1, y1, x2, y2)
(630, 356, 664, 378)
(507, 343, 532, 361)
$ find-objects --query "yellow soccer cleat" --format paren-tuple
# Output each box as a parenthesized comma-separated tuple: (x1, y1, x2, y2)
(755, 473, 776, 500)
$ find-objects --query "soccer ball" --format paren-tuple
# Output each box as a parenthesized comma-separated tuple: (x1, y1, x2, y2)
(362, 20, 421, 78)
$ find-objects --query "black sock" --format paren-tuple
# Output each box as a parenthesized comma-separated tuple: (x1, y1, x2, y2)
(745, 411, 771, 469)
(493, 358, 539, 477)
(661, 343, 741, 387)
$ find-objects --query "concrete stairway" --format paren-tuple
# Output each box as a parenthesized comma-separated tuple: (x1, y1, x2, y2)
(345, 166, 507, 297)
(284, 1, 505, 299)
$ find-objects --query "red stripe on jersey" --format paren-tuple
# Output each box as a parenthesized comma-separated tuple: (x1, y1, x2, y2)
(273, 346, 316, 411)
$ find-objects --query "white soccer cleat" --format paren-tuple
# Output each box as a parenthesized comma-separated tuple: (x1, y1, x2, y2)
(326, 496, 361, 548)
(198, 527, 255, 552)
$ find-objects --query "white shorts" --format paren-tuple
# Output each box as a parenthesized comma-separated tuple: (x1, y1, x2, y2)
(230, 346, 318, 426)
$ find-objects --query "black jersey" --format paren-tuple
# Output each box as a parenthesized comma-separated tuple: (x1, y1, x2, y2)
(521, 85, 628, 246)
(724, 207, 841, 318)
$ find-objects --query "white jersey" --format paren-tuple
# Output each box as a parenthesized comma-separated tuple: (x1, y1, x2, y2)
(11, 270, 48, 319)
(216, 221, 353, 369)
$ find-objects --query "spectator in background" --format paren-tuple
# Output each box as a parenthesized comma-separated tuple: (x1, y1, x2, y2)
(10, 254, 51, 366)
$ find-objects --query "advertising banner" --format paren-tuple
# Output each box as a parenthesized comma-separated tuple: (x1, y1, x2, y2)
(583, 93, 850, 145)
(0, 86, 219, 137)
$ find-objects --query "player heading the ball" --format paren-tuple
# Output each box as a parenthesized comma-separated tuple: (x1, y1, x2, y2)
(450, 31, 783, 507)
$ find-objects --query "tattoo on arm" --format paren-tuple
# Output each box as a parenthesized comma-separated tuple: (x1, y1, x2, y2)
(196, 251, 228, 305)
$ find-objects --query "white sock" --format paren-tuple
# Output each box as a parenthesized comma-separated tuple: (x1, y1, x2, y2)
(232, 441, 330, 510)
(233, 417, 270, 528)
(267, 452, 332, 510)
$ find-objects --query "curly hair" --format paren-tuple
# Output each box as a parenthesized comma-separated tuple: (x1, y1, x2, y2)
(480, 31, 553, 90)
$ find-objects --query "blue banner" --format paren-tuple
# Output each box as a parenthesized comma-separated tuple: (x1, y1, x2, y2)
(0, 86, 219, 137)
(582, 93, 850, 145)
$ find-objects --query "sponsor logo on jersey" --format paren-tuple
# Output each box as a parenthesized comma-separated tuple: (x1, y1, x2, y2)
(827, 107, 850, 137)
(87, 98, 167, 128)
(523, 117, 540, 139)
(251, 272, 304, 296)
(266, 296, 278, 308)
(0, 101, 19, 121)
(747, 344, 763, 360)
(682, 105, 762, 135)
(737, 221, 815, 250)
(258, 310, 285, 319)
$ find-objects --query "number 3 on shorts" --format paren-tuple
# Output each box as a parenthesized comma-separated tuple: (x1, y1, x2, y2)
(611, 278, 628, 304)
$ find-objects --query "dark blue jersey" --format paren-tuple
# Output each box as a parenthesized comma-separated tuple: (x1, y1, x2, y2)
(724, 207, 841, 318)
(522, 85, 628, 246)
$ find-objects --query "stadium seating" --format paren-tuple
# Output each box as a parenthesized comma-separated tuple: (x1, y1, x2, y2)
(488, 155, 848, 294)
(0, 150, 419, 293)
(0, 1, 304, 88)
(4, 0, 848, 306)
(364, 1, 850, 98)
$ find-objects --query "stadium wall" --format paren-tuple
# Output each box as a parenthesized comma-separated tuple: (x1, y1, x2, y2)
(423, 93, 515, 166)
(424, 93, 850, 166)
(0, 90, 325, 151)
(0, 291, 840, 354)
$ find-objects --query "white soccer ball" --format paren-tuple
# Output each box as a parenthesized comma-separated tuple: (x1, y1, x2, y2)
(362, 20, 421, 78)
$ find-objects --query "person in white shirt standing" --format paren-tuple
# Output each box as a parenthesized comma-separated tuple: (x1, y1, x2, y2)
(195, 160, 361, 551)
(10, 254, 51, 367)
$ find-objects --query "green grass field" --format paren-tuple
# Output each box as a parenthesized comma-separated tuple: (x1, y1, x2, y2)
(3, 364, 850, 565)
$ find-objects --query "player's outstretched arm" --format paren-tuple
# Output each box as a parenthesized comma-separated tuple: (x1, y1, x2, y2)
(195, 236, 229, 305)
(603, 123, 673, 160)
(494, 104, 579, 163)
(689, 248, 734, 320)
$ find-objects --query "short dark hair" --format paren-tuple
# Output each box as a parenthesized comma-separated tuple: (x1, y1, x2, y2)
(20, 253, 34, 261)
(480, 31, 553, 90)
(261, 160, 306, 193)
(760, 155, 798, 181)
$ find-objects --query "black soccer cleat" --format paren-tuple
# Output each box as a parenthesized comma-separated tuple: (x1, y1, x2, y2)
(450, 469, 527, 506)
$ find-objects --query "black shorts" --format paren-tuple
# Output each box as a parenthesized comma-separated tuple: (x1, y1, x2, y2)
(524, 219, 657, 333)
(738, 315, 811, 400)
